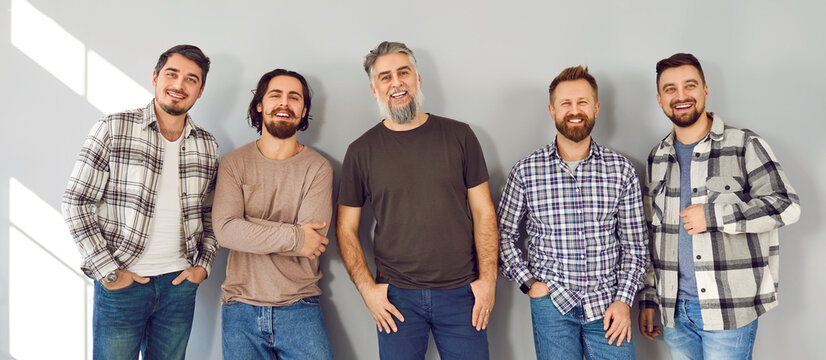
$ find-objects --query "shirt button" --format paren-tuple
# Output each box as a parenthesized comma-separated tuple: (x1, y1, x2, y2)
(694, 153, 700, 158)
(696, 255, 701, 260)
(701, 288, 706, 293)
(725, 185, 731, 190)
(182, 192, 187, 196)
(693, 188, 698, 193)
(182, 146, 186, 151)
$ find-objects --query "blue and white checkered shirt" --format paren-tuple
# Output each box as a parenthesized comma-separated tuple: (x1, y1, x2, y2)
(498, 140, 649, 322)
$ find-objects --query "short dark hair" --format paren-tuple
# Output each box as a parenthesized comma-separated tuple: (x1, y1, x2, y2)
(548, 65, 598, 104)
(247, 69, 312, 135)
(154, 44, 211, 88)
(655, 53, 706, 88)
(363, 41, 417, 79)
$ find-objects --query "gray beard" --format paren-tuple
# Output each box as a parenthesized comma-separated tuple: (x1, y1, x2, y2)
(377, 88, 425, 125)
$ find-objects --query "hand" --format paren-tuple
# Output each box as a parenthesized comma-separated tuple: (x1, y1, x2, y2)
(172, 266, 207, 285)
(102, 269, 149, 290)
(639, 308, 662, 340)
(298, 222, 329, 259)
(360, 283, 404, 334)
(603, 301, 632, 346)
(527, 281, 550, 298)
(470, 278, 496, 331)
(680, 204, 707, 235)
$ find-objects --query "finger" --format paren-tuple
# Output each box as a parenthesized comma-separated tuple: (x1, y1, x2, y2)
(171, 272, 187, 285)
(626, 326, 632, 343)
(387, 304, 405, 323)
(320, 237, 330, 245)
(471, 303, 482, 328)
(645, 314, 653, 334)
(319, 244, 327, 253)
(481, 308, 491, 330)
(381, 312, 398, 333)
(603, 311, 612, 331)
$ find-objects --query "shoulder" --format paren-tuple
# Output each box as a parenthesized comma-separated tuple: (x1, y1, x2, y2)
(347, 122, 384, 150)
(303, 147, 334, 172)
(429, 115, 474, 133)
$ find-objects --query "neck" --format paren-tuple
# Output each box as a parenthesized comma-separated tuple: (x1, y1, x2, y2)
(674, 112, 712, 144)
(154, 101, 186, 141)
(257, 133, 302, 160)
(555, 134, 591, 161)
(383, 111, 429, 131)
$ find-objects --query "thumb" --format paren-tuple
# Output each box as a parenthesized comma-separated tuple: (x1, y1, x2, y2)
(135, 274, 150, 284)
(310, 222, 327, 229)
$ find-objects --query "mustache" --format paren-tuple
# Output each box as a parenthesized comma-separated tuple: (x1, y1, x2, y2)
(563, 113, 588, 122)
(387, 86, 410, 100)
(670, 98, 696, 107)
(268, 107, 297, 119)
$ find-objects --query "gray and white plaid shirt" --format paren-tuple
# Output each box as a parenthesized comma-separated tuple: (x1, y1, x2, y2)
(62, 101, 220, 280)
(639, 113, 800, 330)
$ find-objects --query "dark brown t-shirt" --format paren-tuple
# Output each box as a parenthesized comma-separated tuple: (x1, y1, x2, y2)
(338, 115, 489, 289)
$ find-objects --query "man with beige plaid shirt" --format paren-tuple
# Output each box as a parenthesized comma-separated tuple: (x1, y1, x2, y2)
(62, 44, 219, 360)
(638, 53, 801, 360)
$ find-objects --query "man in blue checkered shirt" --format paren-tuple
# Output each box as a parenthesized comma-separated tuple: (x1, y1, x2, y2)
(498, 66, 649, 360)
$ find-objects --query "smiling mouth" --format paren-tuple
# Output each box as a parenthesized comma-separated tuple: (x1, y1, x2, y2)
(167, 90, 186, 101)
(389, 90, 408, 100)
(672, 101, 695, 111)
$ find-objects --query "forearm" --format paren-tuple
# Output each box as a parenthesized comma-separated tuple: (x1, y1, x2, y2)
(474, 212, 499, 282)
(336, 206, 375, 293)
(214, 215, 303, 254)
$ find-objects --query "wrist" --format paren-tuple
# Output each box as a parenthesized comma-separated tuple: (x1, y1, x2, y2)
(520, 277, 537, 294)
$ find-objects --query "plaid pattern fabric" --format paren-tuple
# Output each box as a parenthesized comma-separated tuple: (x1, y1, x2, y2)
(498, 140, 649, 322)
(639, 113, 801, 330)
(62, 101, 220, 280)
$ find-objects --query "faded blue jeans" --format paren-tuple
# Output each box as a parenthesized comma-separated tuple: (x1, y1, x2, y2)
(529, 295, 636, 360)
(377, 284, 489, 360)
(93, 270, 199, 360)
(221, 297, 334, 360)
(663, 299, 758, 360)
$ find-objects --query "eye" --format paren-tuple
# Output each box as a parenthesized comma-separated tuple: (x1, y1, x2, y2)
(686, 84, 696, 89)
(187, 77, 197, 84)
(380, 75, 390, 81)
(290, 95, 300, 101)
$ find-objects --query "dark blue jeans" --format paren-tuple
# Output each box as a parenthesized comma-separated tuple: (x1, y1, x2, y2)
(378, 284, 489, 360)
(221, 297, 334, 360)
(93, 270, 199, 360)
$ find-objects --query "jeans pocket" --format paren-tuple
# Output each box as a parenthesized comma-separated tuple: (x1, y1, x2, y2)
(100, 281, 139, 294)
(299, 296, 322, 306)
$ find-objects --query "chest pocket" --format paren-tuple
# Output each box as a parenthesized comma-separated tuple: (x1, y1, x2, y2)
(706, 176, 746, 203)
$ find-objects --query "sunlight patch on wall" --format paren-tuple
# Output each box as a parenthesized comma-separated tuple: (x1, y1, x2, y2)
(87, 50, 153, 115)
(10, 0, 85, 96)
(9, 178, 92, 360)
(11, 0, 152, 115)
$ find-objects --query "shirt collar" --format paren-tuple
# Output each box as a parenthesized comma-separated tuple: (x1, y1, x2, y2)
(546, 137, 603, 162)
(141, 100, 197, 138)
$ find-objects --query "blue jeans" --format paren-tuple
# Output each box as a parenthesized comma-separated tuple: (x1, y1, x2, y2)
(221, 297, 334, 360)
(93, 270, 199, 360)
(529, 295, 636, 360)
(663, 299, 758, 360)
(378, 284, 489, 360)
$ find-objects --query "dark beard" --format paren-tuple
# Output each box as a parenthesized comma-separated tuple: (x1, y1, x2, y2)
(265, 120, 298, 139)
(668, 108, 703, 128)
(159, 102, 189, 116)
(556, 113, 594, 143)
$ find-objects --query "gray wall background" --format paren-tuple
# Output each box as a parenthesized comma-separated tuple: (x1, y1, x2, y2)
(2, 0, 824, 359)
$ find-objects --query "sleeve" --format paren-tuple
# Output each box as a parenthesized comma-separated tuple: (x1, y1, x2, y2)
(337, 143, 367, 207)
(211, 155, 305, 254)
(638, 149, 660, 309)
(497, 162, 533, 284)
(462, 125, 490, 189)
(704, 136, 801, 234)
(613, 163, 650, 306)
(193, 144, 219, 275)
(61, 119, 119, 280)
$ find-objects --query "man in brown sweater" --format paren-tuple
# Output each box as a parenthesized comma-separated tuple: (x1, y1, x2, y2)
(212, 69, 334, 359)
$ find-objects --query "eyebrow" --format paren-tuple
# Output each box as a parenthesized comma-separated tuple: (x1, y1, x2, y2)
(165, 67, 201, 82)
(266, 89, 303, 98)
(661, 79, 699, 90)
(376, 65, 413, 78)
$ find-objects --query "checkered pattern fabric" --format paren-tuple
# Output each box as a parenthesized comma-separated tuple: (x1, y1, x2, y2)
(639, 113, 801, 330)
(498, 140, 649, 322)
(62, 101, 220, 280)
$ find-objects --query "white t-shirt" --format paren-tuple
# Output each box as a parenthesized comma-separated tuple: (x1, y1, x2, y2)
(128, 133, 190, 276)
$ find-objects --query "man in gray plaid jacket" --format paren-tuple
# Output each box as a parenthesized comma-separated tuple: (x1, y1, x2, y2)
(638, 53, 801, 360)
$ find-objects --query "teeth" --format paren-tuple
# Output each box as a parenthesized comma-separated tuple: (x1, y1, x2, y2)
(675, 104, 691, 109)
(391, 91, 406, 98)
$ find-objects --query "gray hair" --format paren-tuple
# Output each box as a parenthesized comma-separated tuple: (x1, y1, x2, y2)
(363, 41, 418, 79)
